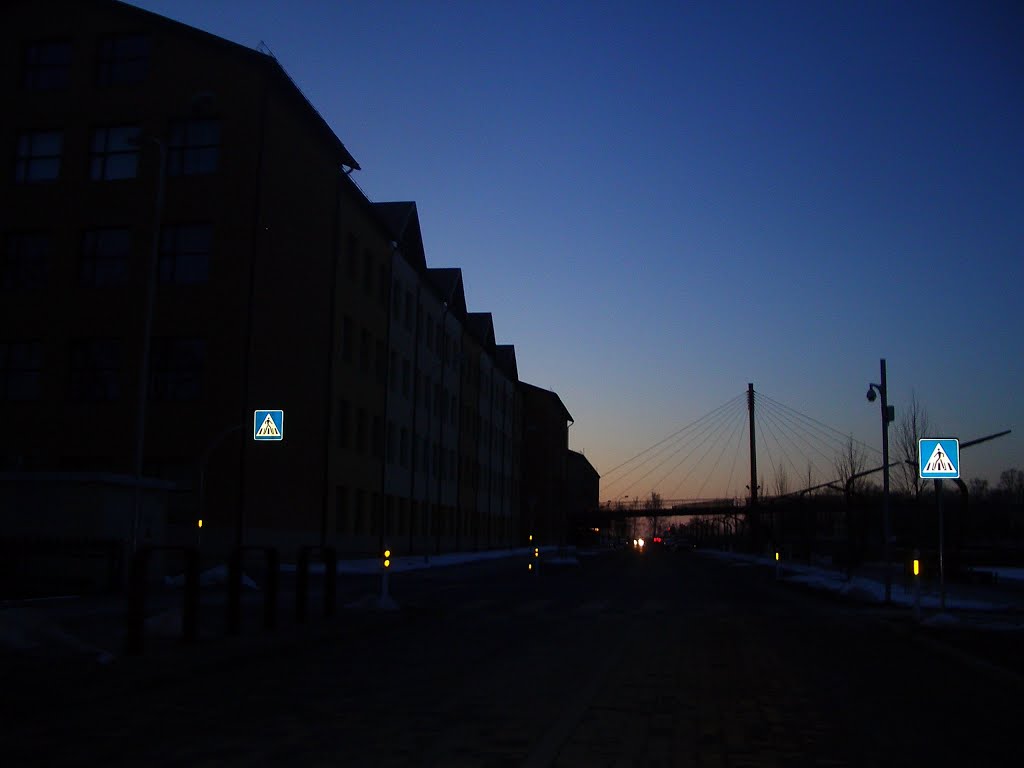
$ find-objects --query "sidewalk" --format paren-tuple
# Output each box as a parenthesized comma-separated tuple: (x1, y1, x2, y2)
(697, 547, 1024, 628)
(0, 545, 577, 670)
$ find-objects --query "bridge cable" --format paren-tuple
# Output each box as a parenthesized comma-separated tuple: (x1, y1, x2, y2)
(612, 396, 744, 500)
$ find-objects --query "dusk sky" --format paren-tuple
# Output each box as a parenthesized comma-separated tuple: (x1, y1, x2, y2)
(124, 0, 1023, 499)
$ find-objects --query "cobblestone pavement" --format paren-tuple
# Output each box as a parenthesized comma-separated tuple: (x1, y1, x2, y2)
(4, 550, 1023, 766)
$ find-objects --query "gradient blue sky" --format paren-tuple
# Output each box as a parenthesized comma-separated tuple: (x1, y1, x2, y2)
(125, 0, 1023, 498)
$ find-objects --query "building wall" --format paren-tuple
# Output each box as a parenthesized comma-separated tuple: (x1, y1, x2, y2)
(566, 449, 600, 528)
(458, 329, 481, 548)
(3, 0, 362, 557)
(328, 181, 391, 555)
(3, 0, 578, 559)
(520, 384, 571, 545)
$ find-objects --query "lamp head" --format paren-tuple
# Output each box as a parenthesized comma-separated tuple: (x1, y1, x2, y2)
(866, 387, 877, 403)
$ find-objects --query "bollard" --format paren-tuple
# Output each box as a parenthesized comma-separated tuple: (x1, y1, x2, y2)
(265, 548, 279, 630)
(913, 549, 922, 622)
(296, 547, 310, 624)
(124, 545, 200, 655)
(124, 549, 148, 655)
(323, 546, 337, 619)
(227, 546, 280, 634)
(227, 548, 242, 635)
(182, 548, 200, 644)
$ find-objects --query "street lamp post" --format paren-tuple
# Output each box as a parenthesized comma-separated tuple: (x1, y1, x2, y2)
(130, 137, 166, 557)
(867, 358, 894, 604)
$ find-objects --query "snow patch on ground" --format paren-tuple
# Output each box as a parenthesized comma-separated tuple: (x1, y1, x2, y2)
(164, 565, 259, 590)
(697, 548, 1019, 613)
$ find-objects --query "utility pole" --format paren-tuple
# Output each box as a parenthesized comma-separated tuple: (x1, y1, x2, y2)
(748, 382, 759, 550)
(867, 359, 894, 604)
(748, 383, 757, 508)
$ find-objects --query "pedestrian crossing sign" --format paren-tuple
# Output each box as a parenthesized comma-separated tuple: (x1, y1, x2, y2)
(254, 409, 284, 441)
(919, 438, 958, 479)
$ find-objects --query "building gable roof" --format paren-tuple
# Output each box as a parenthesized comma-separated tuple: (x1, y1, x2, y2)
(495, 345, 519, 381)
(98, 0, 359, 169)
(567, 449, 600, 479)
(467, 312, 495, 351)
(373, 202, 426, 271)
(425, 268, 468, 317)
(519, 381, 573, 425)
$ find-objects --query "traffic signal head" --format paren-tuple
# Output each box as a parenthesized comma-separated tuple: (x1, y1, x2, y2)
(383, 549, 391, 569)
(197, 519, 203, 529)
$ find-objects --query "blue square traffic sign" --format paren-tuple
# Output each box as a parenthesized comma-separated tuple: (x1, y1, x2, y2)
(919, 438, 958, 479)
(254, 409, 284, 441)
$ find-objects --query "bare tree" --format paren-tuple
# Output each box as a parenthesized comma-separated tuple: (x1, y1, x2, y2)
(773, 465, 790, 498)
(894, 391, 931, 499)
(833, 436, 868, 494)
(968, 477, 989, 499)
(999, 468, 1024, 503)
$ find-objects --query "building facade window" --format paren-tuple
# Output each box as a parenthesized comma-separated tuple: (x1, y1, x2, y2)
(372, 414, 383, 459)
(341, 315, 353, 362)
(167, 118, 219, 176)
(338, 398, 350, 449)
(378, 264, 388, 307)
(356, 408, 367, 454)
(15, 130, 62, 183)
(24, 41, 72, 90)
(347, 234, 358, 281)
(2, 232, 49, 290)
(359, 328, 370, 374)
(363, 249, 373, 295)
(70, 338, 121, 401)
(375, 340, 387, 386)
(0, 341, 43, 401)
(335, 486, 349, 534)
(149, 338, 205, 401)
(159, 224, 211, 283)
(97, 35, 150, 86)
(80, 228, 130, 286)
(90, 124, 140, 180)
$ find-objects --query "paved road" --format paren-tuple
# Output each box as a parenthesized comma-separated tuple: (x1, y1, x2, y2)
(5, 548, 1023, 766)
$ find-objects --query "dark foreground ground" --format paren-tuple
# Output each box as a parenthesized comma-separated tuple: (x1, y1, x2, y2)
(4, 548, 1023, 767)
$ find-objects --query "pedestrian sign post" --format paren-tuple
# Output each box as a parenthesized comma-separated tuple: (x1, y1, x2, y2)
(918, 438, 959, 479)
(254, 410, 284, 441)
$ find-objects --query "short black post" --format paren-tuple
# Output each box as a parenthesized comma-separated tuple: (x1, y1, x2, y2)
(182, 547, 200, 644)
(265, 548, 279, 630)
(295, 547, 310, 624)
(124, 547, 149, 655)
(323, 546, 337, 618)
(227, 547, 242, 635)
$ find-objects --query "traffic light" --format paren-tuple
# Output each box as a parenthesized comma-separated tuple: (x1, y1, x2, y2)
(383, 549, 391, 569)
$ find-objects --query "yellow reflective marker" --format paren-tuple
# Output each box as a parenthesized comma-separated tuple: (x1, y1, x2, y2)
(913, 559, 920, 577)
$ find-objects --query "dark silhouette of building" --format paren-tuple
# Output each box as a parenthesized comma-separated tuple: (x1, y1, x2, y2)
(519, 383, 573, 545)
(567, 449, 600, 539)
(2, 0, 574, 568)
